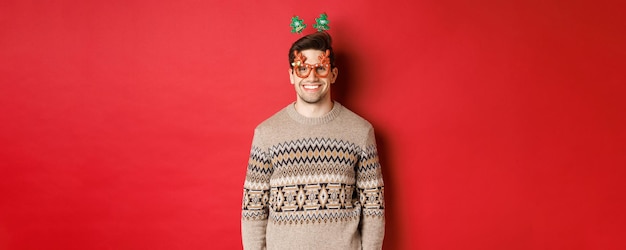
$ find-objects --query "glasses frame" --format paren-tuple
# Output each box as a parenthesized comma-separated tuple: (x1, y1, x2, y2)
(291, 49, 332, 78)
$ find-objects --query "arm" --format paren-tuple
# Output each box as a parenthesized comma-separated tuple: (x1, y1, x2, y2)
(241, 129, 272, 250)
(357, 127, 385, 250)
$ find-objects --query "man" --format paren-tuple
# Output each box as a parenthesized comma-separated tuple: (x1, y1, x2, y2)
(241, 32, 385, 250)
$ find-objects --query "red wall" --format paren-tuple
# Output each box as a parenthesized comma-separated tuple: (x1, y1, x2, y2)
(1, 0, 624, 249)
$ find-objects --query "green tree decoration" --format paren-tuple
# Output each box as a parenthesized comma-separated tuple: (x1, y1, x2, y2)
(290, 16, 307, 34)
(314, 13, 330, 32)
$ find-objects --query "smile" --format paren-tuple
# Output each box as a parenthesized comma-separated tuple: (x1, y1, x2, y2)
(303, 85, 320, 90)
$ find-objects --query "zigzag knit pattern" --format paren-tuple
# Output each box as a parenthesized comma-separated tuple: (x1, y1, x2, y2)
(242, 137, 384, 224)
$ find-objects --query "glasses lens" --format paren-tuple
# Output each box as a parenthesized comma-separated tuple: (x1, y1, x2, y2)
(315, 65, 329, 77)
(296, 66, 311, 78)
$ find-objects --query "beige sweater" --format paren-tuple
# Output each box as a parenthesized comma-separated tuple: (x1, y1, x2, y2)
(241, 102, 385, 250)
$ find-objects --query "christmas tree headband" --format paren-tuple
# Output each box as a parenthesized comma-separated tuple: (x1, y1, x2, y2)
(289, 13, 332, 77)
(290, 13, 330, 34)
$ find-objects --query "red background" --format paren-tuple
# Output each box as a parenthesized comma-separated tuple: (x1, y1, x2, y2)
(1, 0, 625, 249)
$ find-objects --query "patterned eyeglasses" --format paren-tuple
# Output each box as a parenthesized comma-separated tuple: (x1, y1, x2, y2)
(291, 49, 331, 78)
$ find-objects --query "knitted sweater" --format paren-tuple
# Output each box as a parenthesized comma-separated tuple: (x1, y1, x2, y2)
(241, 102, 385, 250)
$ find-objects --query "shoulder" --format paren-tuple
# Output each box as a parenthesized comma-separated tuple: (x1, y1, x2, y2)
(337, 104, 374, 131)
(253, 105, 291, 134)
(334, 104, 378, 147)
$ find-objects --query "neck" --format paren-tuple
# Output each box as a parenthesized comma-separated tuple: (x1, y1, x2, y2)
(294, 99, 334, 118)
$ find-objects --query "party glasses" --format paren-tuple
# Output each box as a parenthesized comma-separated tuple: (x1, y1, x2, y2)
(291, 50, 331, 78)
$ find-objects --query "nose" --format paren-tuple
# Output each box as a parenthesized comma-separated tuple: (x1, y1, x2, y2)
(306, 69, 319, 81)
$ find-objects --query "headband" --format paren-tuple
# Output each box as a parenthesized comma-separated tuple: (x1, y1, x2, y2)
(290, 13, 330, 34)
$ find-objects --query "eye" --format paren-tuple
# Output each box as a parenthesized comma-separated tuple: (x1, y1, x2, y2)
(315, 65, 328, 74)
(297, 66, 308, 74)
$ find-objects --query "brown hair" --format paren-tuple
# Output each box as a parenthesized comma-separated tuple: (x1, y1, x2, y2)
(288, 32, 336, 68)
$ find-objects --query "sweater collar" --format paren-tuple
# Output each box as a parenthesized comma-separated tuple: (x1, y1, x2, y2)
(286, 101, 343, 125)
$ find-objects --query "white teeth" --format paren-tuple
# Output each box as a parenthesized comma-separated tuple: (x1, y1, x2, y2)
(303, 85, 319, 89)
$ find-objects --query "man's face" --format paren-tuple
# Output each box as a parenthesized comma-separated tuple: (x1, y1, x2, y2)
(289, 49, 338, 105)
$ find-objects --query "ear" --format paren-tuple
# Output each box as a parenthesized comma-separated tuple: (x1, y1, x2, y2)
(330, 67, 338, 84)
(289, 68, 295, 84)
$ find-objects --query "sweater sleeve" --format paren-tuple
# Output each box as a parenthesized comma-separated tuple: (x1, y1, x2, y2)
(357, 127, 385, 250)
(241, 129, 272, 250)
